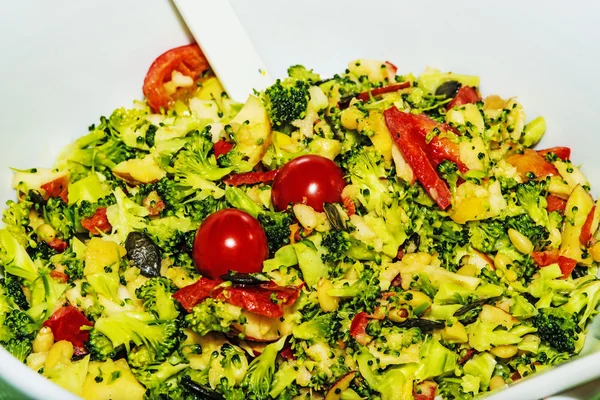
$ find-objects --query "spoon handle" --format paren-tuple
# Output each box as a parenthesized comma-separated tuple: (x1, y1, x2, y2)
(173, 0, 273, 102)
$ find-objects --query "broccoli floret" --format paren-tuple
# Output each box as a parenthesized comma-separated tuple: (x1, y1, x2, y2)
(370, 326, 423, 354)
(263, 79, 310, 128)
(328, 267, 381, 313)
(2, 199, 34, 248)
(172, 131, 233, 181)
(51, 248, 85, 282)
(257, 213, 293, 256)
(468, 220, 507, 254)
(88, 311, 182, 364)
(437, 160, 460, 195)
(105, 187, 149, 242)
(135, 277, 179, 320)
(562, 279, 600, 328)
(287, 65, 321, 83)
(185, 298, 242, 336)
(533, 308, 579, 353)
(131, 360, 188, 390)
(241, 337, 286, 400)
(321, 230, 382, 266)
(43, 197, 75, 239)
(144, 216, 199, 253)
(515, 180, 549, 226)
(3, 309, 36, 340)
(27, 240, 56, 261)
(506, 214, 549, 250)
(153, 177, 226, 222)
(0, 309, 36, 362)
(2, 338, 33, 362)
(0, 276, 28, 310)
(292, 314, 334, 342)
(107, 107, 152, 150)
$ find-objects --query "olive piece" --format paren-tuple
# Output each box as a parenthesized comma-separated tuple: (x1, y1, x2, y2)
(220, 271, 269, 286)
(397, 318, 445, 332)
(28, 190, 47, 207)
(125, 232, 161, 277)
(181, 376, 224, 400)
(435, 80, 461, 99)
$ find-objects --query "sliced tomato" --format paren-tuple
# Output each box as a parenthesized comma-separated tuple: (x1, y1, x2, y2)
(47, 238, 68, 253)
(531, 250, 577, 279)
(384, 108, 452, 210)
(143, 44, 210, 112)
(355, 82, 411, 102)
(413, 381, 437, 400)
(80, 207, 112, 234)
(43, 305, 93, 355)
(342, 195, 356, 217)
(537, 146, 571, 161)
(41, 176, 69, 203)
(223, 169, 279, 186)
(447, 86, 480, 110)
(50, 270, 69, 283)
(580, 205, 596, 246)
(172, 277, 221, 312)
(214, 139, 234, 159)
(350, 311, 372, 346)
(506, 149, 559, 181)
(546, 195, 567, 214)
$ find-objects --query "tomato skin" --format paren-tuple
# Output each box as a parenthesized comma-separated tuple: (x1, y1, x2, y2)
(143, 44, 209, 112)
(271, 155, 346, 212)
(506, 149, 559, 181)
(350, 311, 372, 345)
(47, 238, 68, 253)
(546, 195, 567, 214)
(537, 146, 571, 161)
(447, 86, 480, 110)
(192, 209, 269, 279)
(43, 305, 93, 355)
(531, 249, 578, 279)
(80, 207, 112, 234)
(580, 205, 596, 245)
(213, 139, 234, 159)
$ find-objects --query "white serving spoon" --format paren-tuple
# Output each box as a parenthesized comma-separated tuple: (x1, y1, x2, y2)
(172, 0, 274, 102)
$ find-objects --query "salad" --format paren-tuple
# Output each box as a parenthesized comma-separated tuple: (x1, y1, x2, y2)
(1, 43, 599, 400)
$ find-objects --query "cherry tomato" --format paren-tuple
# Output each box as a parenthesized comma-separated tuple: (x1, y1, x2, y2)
(192, 209, 268, 279)
(143, 44, 209, 112)
(271, 155, 346, 212)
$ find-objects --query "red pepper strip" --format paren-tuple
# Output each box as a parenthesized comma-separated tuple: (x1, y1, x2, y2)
(43, 305, 93, 355)
(80, 207, 112, 234)
(537, 146, 571, 161)
(384, 108, 452, 210)
(531, 250, 578, 279)
(546, 195, 567, 214)
(223, 169, 279, 187)
(50, 270, 69, 283)
(447, 86, 480, 110)
(47, 238, 68, 253)
(413, 381, 437, 400)
(214, 139, 234, 159)
(426, 136, 469, 173)
(41, 176, 69, 203)
(355, 82, 411, 102)
(580, 205, 596, 246)
(350, 311, 372, 346)
(172, 277, 222, 312)
(342, 195, 356, 216)
(506, 149, 559, 181)
(213, 284, 300, 319)
(458, 348, 478, 365)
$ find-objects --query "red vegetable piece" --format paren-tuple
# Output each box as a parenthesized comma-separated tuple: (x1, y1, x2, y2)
(41, 176, 69, 203)
(557, 256, 578, 279)
(506, 149, 559, 181)
(43, 305, 93, 355)
(214, 140, 234, 159)
(350, 311, 372, 346)
(80, 207, 112, 234)
(280, 346, 296, 360)
(342, 195, 356, 217)
(213, 284, 300, 319)
(143, 44, 210, 112)
(537, 146, 571, 161)
(383, 108, 452, 210)
(385, 61, 398, 81)
(47, 238, 68, 253)
(458, 348, 477, 365)
(223, 169, 279, 187)
(447, 86, 480, 110)
(580, 205, 596, 246)
(355, 82, 411, 102)
(172, 277, 222, 312)
(413, 381, 437, 400)
(531, 250, 577, 279)
(50, 270, 69, 283)
(546, 195, 567, 214)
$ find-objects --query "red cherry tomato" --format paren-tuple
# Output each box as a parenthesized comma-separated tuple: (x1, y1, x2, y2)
(271, 155, 346, 212)
(192, 209, 268, 279)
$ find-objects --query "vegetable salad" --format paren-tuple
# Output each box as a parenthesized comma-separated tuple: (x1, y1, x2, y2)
(1, 43, 599, 400)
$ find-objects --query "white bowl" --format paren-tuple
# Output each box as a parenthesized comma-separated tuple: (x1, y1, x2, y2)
(0, 1, 599, 399)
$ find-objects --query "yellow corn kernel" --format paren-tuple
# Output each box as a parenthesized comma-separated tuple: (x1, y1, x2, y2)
(33, 326, 54, 353)
(45, 340, 74, 370)
(36, 224, 56, 243)
(489, 375, 506, 391)
(590, 242, 600, 262)
(508, 229, 533, 254)
(490, 345, 518, 359)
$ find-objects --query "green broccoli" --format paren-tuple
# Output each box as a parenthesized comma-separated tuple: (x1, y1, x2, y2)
(107, 107, 152, 150)
(43, 197, 75, 239)
(533, 308, 579, 353)
(468, 219, 507, 254)
(292, 314, 334, 342)
(515, 180, 549, 225)
(51, 248, 85, 283)
(171, 130, 233, 181)
(437, 160, 460, 195)
(0, 309, 36, 362)
(562, 279, 600, 329)
(88, 311, 182, 364)
(144, 216, 198, 253)
(506, 214, 549, 251)
(2, 199, 34, 248)
(287, 65, 321, 83)
(185, 298, 242, 336)
(241, 337, 286, 400)
(327, 267, 381, 313)
(131, 360, 188, 390)
(0, 276, 28, 310)
(135, 277, 180, 320)
(321, 230, 382, 266)
(153, 177, 226, 222)
(263, 79, 310, 128)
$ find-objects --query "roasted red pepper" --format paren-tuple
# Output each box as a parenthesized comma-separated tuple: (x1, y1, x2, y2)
(172, 277, 222, 312)
(531, 249, 578, 279)
(458, 348, 478, 365)
(447, 86, 480, 110)
(580, 205, 596, 246)
(43, 305, 93, 355)
(350, 311, 372, 345)
(223, 169, 278, 187)
(41, 176, 69, 204)
(506, 149, 559, 181)
(342, 195, 356, 216)
(50, 270, 69, 283)
(384, 108, 453, 210)
(280, 346, 297, 360)
(413, 381, 437, 400)
(537, 146, 571, 161)
(80, 207, 112, 234)
(47, 238, 68, 253)
(546, 195, 567, 214)
(213, 139, 234, 159)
